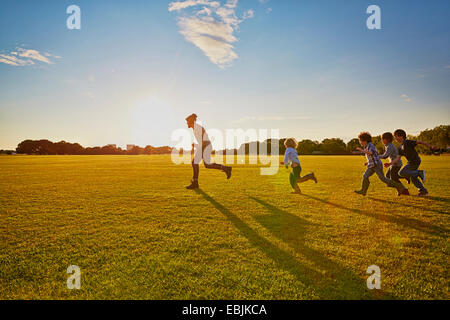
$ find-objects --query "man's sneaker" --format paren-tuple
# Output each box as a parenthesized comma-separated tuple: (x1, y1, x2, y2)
(186, 180, 199, 189)
(311, 173, 318, 183)
(354, 190, 366, 196)
(399, 189, 410, 196)
(224, 166, 232, 179)
(418, 190, 429, 197)
(418, 170, 426, 183)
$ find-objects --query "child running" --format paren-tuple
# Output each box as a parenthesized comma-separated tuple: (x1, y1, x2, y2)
(354, 132, 408, 196)
(283, 138, 317, 194)
(379, 132, 410, 195)
(386, 129, 437, 196)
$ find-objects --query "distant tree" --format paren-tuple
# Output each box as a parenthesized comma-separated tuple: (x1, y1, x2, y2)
(370, 135, 384, 153)
(16, 140, 36, 154)
(238, 141, 259, 155)
(346, 138, 360, 152)
(297, 139, 320, 155)
(53, 140, 85, 155)
(260, 139, 278, 155)
(16, 139, 55, 154)
(151, 146, 172, 154)
(415, 125, 450, 154)
(143, 145, 155, 155)
(71, 143, 85, 155)
(100, 144, 121, 155)
(85, 146, 102, 155)
(321, 138, 347, 154)
(15, 125, 448, 156)
(278, 138, 286, 156)
(127, 146, 143, 155)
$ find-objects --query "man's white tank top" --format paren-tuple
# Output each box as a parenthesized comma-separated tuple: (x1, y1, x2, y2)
(193, 123, 210, 144)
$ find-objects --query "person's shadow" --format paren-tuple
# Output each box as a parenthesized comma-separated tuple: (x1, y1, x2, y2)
(367, 197, 449, 215)
(249, 196, 393, 299)
(302, 194, 449, 236)
(426, 196, 450, 204)
(195, 189, 387, 299)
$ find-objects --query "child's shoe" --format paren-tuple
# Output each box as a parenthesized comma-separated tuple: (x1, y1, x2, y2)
(292, 185, 302, 194)
(354, 190, 366, 196)
(398, 189, 410, 196)
(418, 190, 429, 197)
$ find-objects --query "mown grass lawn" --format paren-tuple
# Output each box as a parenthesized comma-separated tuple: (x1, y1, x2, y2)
(0, 155, 448, 299)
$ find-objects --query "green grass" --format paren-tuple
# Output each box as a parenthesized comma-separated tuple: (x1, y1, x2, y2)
(0, 155, 448, 299)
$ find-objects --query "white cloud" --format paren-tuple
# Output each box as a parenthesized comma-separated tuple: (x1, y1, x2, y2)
(225, 0, 238, 9)
(0, 47, 60, 67)
(243, 9, 254, 19)
(44, 52, 62, 59)
(169, 0, 220, 11)
(401, 94, 412, 102)
(197, 6, 213, 16)
(0, 54, 32, 66)
(17, 48, 51, 64)
(168, 0, 254, 68)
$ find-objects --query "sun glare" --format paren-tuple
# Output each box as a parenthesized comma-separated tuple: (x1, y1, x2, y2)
(131, 97, 178, 147)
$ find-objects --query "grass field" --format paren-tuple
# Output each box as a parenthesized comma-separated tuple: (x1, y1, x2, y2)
(1, 155, 449, 300)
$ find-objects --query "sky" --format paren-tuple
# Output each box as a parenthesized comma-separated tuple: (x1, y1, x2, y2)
(1, 0, 449, 150)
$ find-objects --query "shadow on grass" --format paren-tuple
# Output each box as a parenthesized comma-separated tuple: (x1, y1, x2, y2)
(368, 197, 449, 215)
(302, 194, 449, 236)
(249, 196, 394, 300)
(195, 189, 385, 299)
(423, 196, 450, 204)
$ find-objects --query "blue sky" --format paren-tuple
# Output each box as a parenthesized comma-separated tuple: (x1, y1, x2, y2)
(1, 0, 449, 149)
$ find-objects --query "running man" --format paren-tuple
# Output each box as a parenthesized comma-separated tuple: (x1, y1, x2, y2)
(185, 113, 232, 189)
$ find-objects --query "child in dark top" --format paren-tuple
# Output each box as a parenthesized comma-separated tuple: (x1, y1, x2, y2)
(379, 132, 409, 195)
(354, 132, 407, 196)
(387, 129, 437, 196)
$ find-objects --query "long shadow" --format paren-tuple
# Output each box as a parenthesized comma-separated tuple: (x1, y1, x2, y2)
(249, 196, 393, 299)
(368, 197, 449, 215)
(195, 189, 379, 299)
(423, 196, 450, 204)
(302, 194, 449, 236)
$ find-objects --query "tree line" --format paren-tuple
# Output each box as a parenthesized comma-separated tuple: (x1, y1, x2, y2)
(12, 125, 449, 156)
(218, 125, 449, 156)
(15, 140, 173, 155)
